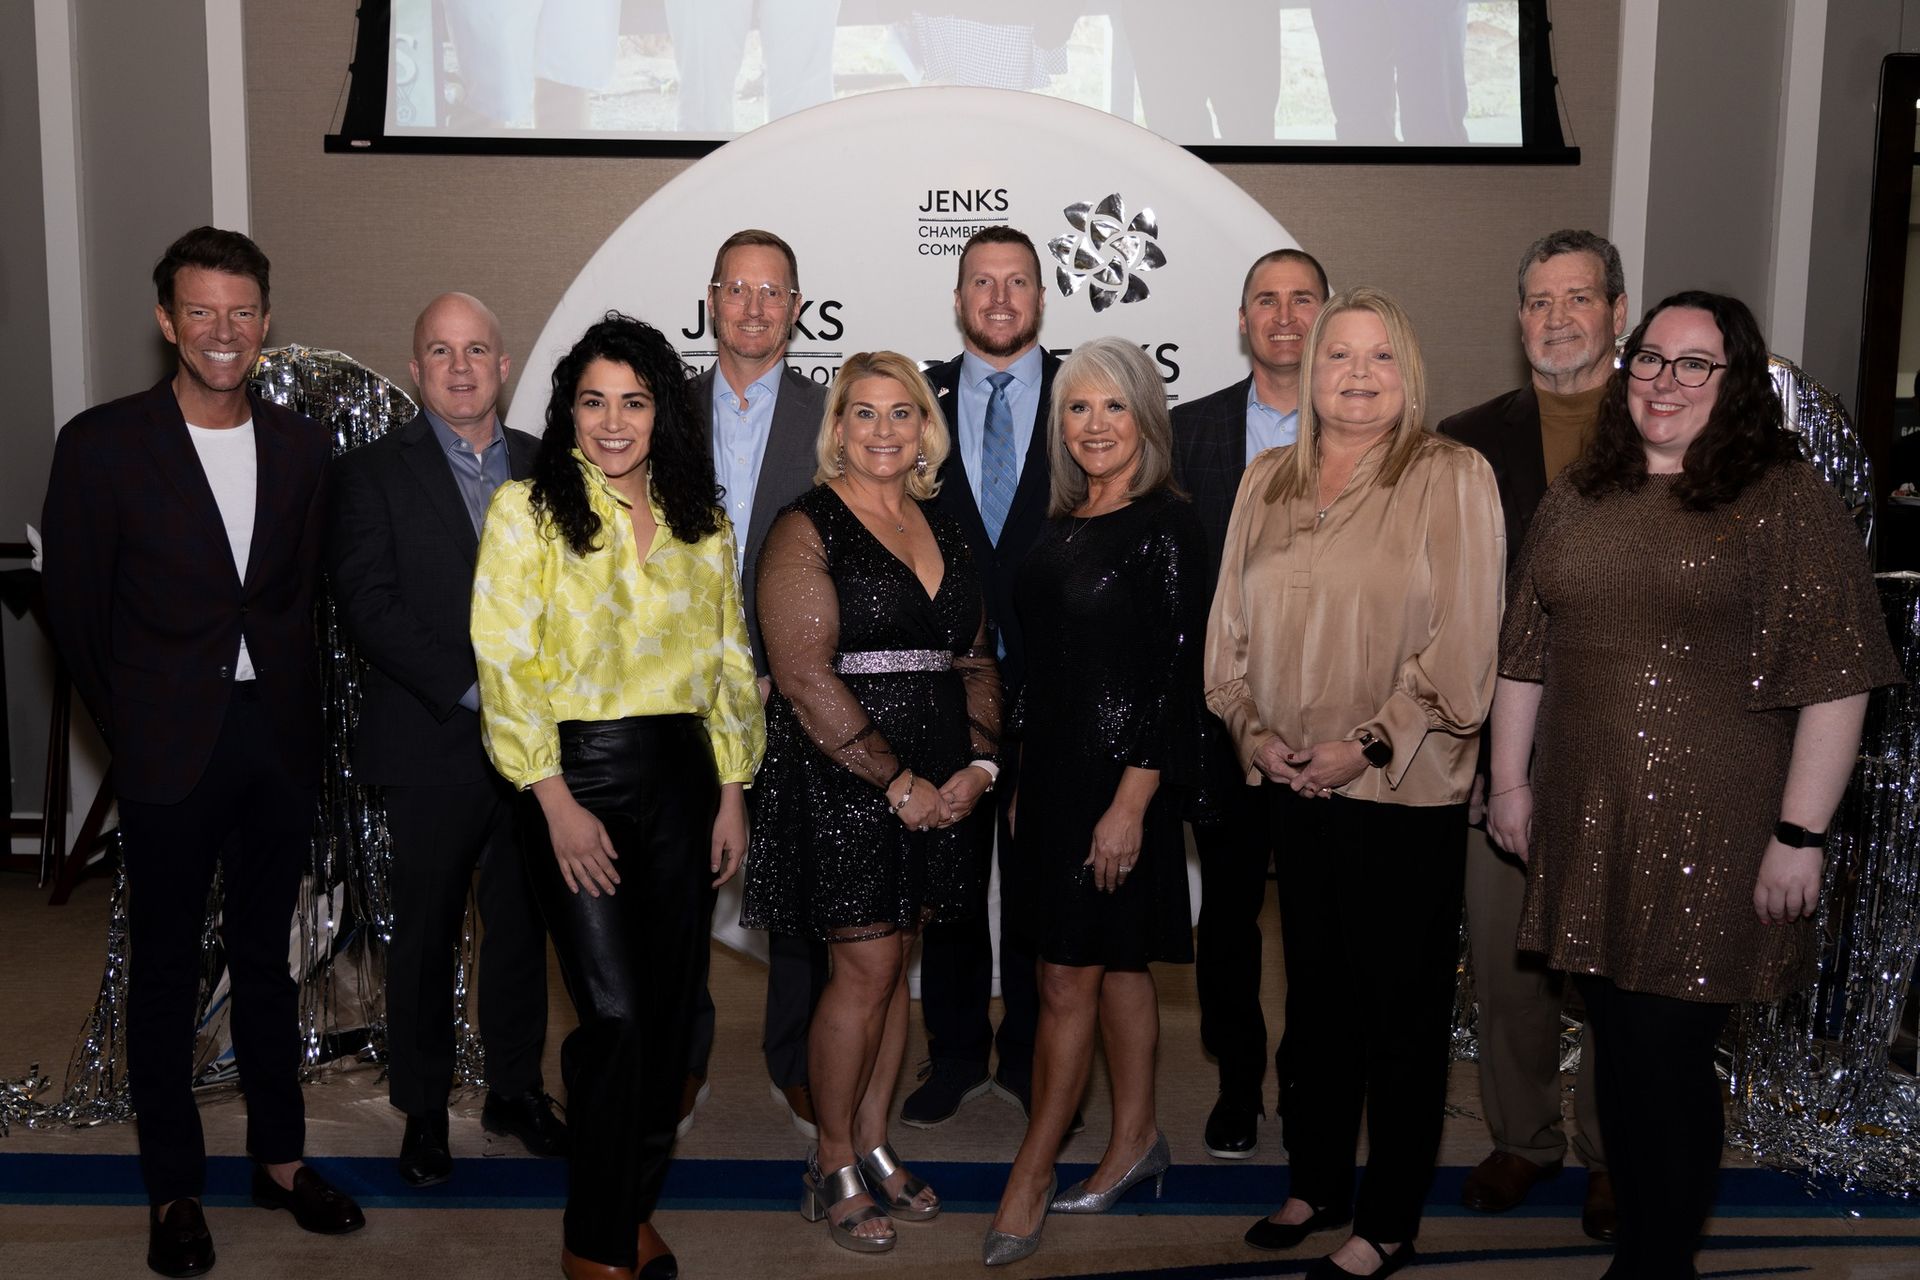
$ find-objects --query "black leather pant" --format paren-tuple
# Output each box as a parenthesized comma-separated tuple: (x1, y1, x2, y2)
(519, 716, 719, 1268)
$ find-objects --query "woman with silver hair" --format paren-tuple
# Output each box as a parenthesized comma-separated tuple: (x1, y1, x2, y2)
(984, 335, 1211, 1266)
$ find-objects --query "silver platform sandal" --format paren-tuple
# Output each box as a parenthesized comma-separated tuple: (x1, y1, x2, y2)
(1050, 1131, 1170, 1213)
(801, 1152, 896, 1253)
(983, 1175, 1056, 1267)
(857, 1142, 939, 1222)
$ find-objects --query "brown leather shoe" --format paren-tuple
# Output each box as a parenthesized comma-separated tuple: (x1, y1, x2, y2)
(770, 1080, 819, 1139)
(636, 1221, 678, 1280)
(560, 1247, 634, 1279)
(1581, 1171, 1617, 1241)
(1459, 1150, 1562, 1212)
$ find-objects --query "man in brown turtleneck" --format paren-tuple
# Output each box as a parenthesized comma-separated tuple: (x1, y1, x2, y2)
(1438, 228, 1628, 1242)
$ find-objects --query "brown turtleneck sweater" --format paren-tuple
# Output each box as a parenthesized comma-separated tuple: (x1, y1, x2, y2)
(1537, 382, 1608, 482)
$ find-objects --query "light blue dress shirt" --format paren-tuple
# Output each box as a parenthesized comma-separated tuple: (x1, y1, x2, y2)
(957, 346, 1045, 511)
(1245, 381, 1300, 466)
(424, 410, 510, 713)
(711, 365, 783, 579)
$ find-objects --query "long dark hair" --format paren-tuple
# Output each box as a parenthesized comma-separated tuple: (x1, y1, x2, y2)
(529, 312, 720, 555)
(1566, 290, 1799, 511)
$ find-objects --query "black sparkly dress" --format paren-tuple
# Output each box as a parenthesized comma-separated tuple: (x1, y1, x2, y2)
(1009, 488, 1211, 968)
(742, 485, 1001, 940)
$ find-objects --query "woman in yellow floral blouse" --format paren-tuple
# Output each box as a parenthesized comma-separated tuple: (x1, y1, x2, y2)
(472, 312, 764, 1280)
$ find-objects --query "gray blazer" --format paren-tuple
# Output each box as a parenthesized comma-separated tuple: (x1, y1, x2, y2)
(693, 363, 828, 674)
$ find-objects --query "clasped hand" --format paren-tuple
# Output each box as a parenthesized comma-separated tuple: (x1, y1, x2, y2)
(1255, 737, 1368, 798)
(889, 772, 952, 831)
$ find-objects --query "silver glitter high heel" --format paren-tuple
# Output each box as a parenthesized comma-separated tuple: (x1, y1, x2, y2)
(982, 1175, 1055, 1267)
(857, 1142, 939, 1221)
(1049, 1131, 1170, 1213)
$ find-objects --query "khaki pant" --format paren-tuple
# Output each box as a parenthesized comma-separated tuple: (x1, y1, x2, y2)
(1464, 827, 1606, 1170)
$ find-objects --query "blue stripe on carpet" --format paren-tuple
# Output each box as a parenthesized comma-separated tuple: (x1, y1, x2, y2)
(1, 1155, 1915, 1219)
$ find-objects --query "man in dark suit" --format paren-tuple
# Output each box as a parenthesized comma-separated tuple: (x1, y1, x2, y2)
(1437, 228, 1626, 1240)
(1169, 247, 1328, 1160)
(326, 292, 565, 1187)
(684, 228, 830, 1140)
(910, 225, 1060, 1127)
(41, 226, 364, 1277)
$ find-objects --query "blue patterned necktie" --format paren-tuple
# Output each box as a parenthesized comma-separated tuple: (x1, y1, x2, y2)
(980, 370, 1016, 545)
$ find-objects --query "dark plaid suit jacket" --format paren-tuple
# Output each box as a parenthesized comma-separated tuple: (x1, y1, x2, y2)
(1170, 375, 1257, 589)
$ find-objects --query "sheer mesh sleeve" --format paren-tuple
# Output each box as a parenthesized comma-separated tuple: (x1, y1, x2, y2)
(756, 508, 901, 788)
(956, 600, 1003, 763)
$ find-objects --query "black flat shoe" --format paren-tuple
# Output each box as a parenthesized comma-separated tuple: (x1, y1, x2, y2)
(250, 1165, 366, 1235)
(148, 1199, 215, 1277)
(483, 1089, 571, 1158)
(398, 1111, 452, 1187)
(1244, 1203, 1353, 1251)
(1304, 1237, 1416, 1278)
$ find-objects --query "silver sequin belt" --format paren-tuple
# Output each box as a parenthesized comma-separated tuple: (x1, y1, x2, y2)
(832, 649, 954, 675)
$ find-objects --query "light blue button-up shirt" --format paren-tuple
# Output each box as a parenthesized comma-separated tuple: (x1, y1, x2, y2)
(1245, 380, 1300, 466)
(956, 345, 1045, 511)
(710, 365, 783, 579)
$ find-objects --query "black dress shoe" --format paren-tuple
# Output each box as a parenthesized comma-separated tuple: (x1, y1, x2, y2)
(899, 1060, 992, 1128)
(1244, 1203, 1353, 1251)
(1304, 1237, 1415, 1278)
(398, 1111, 452, 1187)
(988, 1071, 1086, 1135)
(1204, 1093, 1261, 1159)
(148, 1199, 215, 1277)
(250, 1165, 366, 1235)
(482, 1089, 571, 1158)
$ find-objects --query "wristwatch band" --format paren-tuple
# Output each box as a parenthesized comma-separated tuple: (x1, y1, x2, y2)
(1356, 729, 1392, 769)
(1773, 820, 1827, 849)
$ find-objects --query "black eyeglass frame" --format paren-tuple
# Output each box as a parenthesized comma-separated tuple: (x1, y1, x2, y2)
(1617, 351, 1728, 388)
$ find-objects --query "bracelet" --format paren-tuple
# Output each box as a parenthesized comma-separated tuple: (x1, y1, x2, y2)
(1490, 782, 1530, 798)
(891, 770, 915, 812)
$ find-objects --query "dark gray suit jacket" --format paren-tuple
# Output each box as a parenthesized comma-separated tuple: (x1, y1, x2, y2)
(325, 412, 538, 786)
(693, 363, 828, 674)
(1169, 375, 1257, 590)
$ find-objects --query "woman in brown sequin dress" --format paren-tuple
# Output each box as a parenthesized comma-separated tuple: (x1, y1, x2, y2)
(1488, 292, 1902, 1280)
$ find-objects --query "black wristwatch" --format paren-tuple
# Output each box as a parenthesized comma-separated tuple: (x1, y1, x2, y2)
(1356, 730, 1392, 769)
(1773, 820, 1827, 849)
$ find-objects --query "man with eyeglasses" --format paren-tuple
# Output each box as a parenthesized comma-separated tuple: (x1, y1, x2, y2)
(1437, 228, 1627, 1242)
(684, 228, 830, 1141)
(1169, 247, 1329, 1162)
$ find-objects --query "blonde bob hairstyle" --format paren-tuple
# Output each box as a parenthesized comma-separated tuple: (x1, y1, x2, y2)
(813, 351, 950, 500)
(1047, 336, 1181, 517)
(1262, 286, 1431, 505)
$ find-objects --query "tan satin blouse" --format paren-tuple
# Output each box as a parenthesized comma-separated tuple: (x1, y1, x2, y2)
(1203, 433, 1506, 806)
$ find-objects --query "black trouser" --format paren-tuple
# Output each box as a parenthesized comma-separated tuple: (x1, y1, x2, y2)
(1575, 975, 1731, 1280)
(1194, 778, 1275, 1103)
(521, 716, 718, 1269)
(118, 687, 310, 1205)
(383, 776, 547, 1115)
(917, 774, 1039, 1083)
(1272, 789, 1466, 1243)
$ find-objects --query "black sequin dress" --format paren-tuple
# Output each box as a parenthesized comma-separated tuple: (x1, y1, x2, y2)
(1009, 489, 1210, 968)
(742, 485, 1001, 940)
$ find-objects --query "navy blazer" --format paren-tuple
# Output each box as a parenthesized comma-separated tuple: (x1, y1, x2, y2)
(695, 364, 829, 675)
(1169, 375, 1256, 591)
(922, 349, 1062, 699)
(41, 376, 330, 805)
(1435, 383, 1548, 559)
(325, 412, 539, 786)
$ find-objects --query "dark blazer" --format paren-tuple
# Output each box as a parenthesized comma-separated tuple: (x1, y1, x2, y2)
(1169, 375, 1256, 588)
(1435, 383, 1547, 557)
(694, 364, 828, 674)
(325, 412, 539, 786)
(41, 376, 330, 806)
(923, 349, 1061, 698)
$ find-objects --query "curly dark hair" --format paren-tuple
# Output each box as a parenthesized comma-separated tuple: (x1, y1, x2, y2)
(530, 312, 720, 556)
(1566, 290, 1799, 511)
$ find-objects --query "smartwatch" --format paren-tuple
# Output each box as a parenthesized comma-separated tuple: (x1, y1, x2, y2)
(1356, 730, 1392, 769)
(1773, 820, 1827, 850)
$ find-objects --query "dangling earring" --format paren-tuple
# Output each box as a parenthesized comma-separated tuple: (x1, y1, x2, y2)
(834, 441, 845, 474)
(915, 448, 927, 474)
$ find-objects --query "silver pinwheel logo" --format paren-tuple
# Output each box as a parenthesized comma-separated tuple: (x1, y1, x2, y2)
(1047, 194, 1166, 311)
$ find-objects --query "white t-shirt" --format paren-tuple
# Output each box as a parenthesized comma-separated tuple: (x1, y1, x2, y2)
(185, 419, 258, 681)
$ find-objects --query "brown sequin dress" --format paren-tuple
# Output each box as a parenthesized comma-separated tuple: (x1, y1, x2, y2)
(1500, 461, 1901, 1002)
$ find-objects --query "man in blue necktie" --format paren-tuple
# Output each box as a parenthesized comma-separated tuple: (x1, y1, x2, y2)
(915, 227, 1065, 1128)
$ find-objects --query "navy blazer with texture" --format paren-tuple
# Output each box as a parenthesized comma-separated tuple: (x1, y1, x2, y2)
(1169, 375, 1260, 590)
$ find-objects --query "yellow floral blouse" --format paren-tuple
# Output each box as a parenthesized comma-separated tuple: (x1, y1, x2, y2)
(471, 456, 766, 791)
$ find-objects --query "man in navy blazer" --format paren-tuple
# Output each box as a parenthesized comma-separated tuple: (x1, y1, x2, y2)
(1169, 247, 1328, 1161)
(685, 229, 831, 1140)
(326, 293, 565, 1187)
(911, 226, 1060, 1126)
(41, 227, 363, 1276)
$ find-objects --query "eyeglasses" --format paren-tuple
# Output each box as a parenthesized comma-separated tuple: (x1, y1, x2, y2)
(1620, 350, 1727, 387)
(710, 280, 799, 311)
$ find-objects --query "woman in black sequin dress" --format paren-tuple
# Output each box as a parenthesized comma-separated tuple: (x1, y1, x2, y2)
(984, 337, 1210, 1267)
(743, 351, 1002, 1254)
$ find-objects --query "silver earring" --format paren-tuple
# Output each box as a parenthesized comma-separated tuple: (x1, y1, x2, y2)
(916, 449, 927, 474)
(835, 442, 845, 472)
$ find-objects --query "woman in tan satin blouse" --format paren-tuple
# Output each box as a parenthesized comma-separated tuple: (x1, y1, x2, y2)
(1205, 287, 1504, 1279)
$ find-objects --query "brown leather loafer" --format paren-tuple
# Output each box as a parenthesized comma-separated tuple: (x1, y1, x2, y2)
(250, 1164, 366, 1234)
(147, 1199, 215, 1277)
(560, 1248, 634, 1279)
(1582, 1171, 1617, 1241)
(1459, 1150, 1562, 1212)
